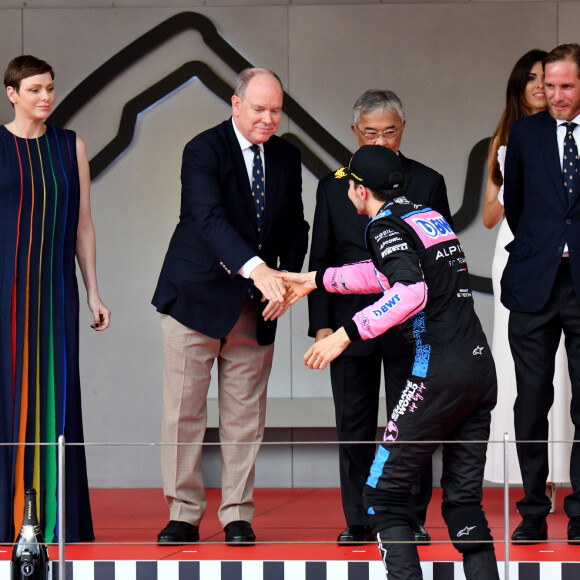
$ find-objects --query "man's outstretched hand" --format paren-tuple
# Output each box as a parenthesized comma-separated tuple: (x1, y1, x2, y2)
(274, 271, 317, 306)
(250, 263, 287, 303)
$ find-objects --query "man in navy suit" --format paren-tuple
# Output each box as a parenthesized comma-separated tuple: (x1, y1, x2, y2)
(503, 43, 580, 544)
(152, 68, 308, 545)
(308, 89, 453, 545)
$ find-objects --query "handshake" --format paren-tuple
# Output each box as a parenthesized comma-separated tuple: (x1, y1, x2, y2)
(250, 264, 350, 369)
(249, 263, 316, 321)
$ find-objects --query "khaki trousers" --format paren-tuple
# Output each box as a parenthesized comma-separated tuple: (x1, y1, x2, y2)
(160, 301, 274, 527)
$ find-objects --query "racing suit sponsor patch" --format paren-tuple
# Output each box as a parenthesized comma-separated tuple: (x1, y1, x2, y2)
(381, 243, 408, 258)
(371, 293, 401, 318)
(391, 379, 427, 423)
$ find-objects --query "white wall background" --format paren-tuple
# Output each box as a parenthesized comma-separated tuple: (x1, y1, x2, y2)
(1, 0, 577, 489)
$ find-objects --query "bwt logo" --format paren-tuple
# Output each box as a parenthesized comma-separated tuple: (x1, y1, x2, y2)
(413, 217, 453, 239)
(372, 294, 401, 318)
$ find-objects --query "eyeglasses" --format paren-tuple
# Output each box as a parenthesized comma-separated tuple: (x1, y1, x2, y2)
(355, 125, 403, 143)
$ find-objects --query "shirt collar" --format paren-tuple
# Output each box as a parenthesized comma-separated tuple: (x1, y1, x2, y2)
(557, 112, 580, 127)
(231, 117, 264, 153)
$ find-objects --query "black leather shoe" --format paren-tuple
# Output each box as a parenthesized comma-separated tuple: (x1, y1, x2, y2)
(511, 515, 547, 543)
(224, 520, 256, 545)
(337, 525, 374, 545)
(157, 520, 199, 544)
(568, 516, 580, 543)
(414, 524, 431, 545)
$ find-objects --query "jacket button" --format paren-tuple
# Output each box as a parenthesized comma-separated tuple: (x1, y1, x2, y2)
(566, 219, 572, 225)
(258, 244, 262, 250)
(558, 246, 564, 252)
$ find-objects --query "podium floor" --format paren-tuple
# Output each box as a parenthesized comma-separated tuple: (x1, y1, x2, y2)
(2, 487, 579, 579)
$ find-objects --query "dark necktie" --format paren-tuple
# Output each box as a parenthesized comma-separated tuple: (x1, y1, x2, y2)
(248, 145, 265, 300)
(563, 122, 578, 195)
(251, 145, 265, 235)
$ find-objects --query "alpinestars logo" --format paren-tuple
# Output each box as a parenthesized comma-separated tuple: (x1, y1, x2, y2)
(473, 346, 484, 355)
(457, 525, 477, 537)
(341, 275, 348, 291)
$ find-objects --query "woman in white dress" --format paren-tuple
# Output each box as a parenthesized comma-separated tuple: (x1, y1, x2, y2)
(483, 50, 573, 504)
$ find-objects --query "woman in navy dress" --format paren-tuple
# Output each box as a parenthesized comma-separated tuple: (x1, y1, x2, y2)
(0, 55, 110, 543)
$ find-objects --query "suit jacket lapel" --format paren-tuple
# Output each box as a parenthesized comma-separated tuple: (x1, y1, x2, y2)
(225, 119, 260, 231)
(399, 151, 414, 192)
(263, 140, 281, 238)
(539, 113, 568, 207)
(570, 172, 580, 208)
(568, 124, 580, 206)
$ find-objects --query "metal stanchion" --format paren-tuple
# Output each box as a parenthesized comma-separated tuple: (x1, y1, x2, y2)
(58, 435, 66, 580)
(503, 433, 509, 580)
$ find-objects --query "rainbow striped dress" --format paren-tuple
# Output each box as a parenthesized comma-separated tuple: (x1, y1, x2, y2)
(0, 125, 94, 543)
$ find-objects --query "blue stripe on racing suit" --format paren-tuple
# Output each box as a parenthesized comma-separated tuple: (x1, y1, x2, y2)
(366, 445, 390, 488)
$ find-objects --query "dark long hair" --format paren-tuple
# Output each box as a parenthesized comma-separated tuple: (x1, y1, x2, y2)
(489, 49, 548, 186)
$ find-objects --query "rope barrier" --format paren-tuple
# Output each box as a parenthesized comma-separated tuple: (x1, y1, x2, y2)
(5, 435, 576, 579)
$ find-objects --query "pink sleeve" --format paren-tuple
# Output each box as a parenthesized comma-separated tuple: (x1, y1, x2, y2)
(352, 281, 427, 340)
(322, 260, 390, 294)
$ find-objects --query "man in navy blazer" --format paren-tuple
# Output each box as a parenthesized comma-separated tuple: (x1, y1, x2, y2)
(152, 68, 308, 545)
(502, 43, 580, 544)
(308, 90, 453, 545)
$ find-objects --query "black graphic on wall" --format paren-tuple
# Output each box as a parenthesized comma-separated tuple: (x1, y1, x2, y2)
(48, 11, 491, 293)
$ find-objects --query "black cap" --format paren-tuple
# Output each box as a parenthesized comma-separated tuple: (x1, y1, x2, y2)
(335, 145, 405, 194)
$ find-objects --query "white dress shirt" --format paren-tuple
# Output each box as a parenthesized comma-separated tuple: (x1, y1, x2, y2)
(231, 118, 266, 278)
